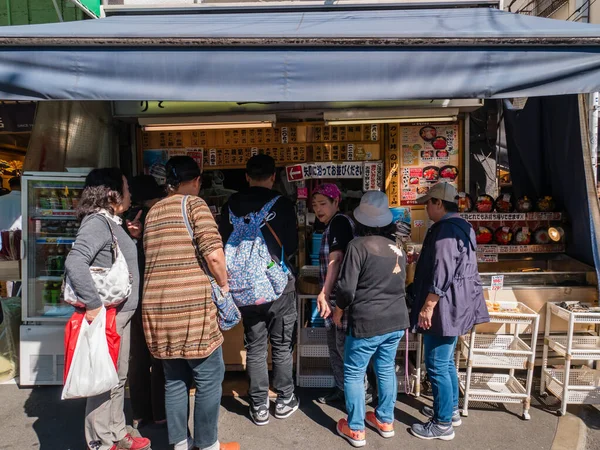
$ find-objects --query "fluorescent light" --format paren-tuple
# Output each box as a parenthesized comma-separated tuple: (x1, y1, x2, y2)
(143, 122, 274, 131)
(326, 116, 457, 126)
(323, 108, 459, 126)
(139, 114, 276, 131)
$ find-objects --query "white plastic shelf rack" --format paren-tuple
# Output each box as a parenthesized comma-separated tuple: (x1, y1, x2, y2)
(541, 302, 600, 415)
(296, 294, 422, 393)
(458, 302, 540, 420)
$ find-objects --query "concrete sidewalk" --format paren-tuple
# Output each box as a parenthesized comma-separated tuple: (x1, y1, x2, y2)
(0, 382, 561, 450)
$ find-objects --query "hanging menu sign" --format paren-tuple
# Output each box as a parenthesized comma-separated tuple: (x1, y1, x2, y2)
(386, 124, 401, 207)
(399, 123, 460, 206)
(363, 161, 384, 191)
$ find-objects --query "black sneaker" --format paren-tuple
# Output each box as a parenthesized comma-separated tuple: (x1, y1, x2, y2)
(250, 404, 269, 426)
(421, 405, 462, 426)
(274, 394, 300, 419)
(318, 387, 345, 405)
(410, 420, 455, 441)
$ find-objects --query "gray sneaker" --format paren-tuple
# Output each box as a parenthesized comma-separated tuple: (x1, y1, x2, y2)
(274, 394, 299, 419)
(250, 404, 270, 426)
(411, 420, 455, 441)
(421, 405, 462, 426)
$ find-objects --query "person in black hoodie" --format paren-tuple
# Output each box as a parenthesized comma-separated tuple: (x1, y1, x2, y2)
(124, 175, 167, 430)
(409, 182, 489, 442)
(219, 154, 299, 426)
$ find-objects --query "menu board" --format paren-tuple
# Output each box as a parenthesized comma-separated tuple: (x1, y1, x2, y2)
(398, 124, 460, 206)
(140, 123, 382, 170)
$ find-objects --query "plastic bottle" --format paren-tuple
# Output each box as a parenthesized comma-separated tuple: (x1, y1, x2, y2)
(39, 189, 51, 209)
(56, 245, 65, 273)
(49, 189, 60, 210)
(60, 187, 72, 210)
(46, 247, 56, 274)
(42, 282, 52, 304)
(50, 282, 61, 305)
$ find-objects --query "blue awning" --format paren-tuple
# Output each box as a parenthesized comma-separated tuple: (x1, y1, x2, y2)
(1, 8, 600, 101)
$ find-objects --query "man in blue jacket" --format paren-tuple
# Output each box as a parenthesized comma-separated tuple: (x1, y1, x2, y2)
(410, 182, 489, 441)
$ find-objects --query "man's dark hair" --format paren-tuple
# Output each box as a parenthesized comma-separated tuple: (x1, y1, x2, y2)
(8, 177, 20, 189)
(442, 200, 459, 213)
(431, 197, 459, 213)
(246, 154, 276, 181)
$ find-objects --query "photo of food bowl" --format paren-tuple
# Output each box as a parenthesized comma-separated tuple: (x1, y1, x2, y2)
(439, 165, 459, 181)
(417, 186, 430, 195)
(409, 177, 420, 185)
(421, 150, 434, 159)
(419, 126, 437, 141)
(436, 149, 449, 158)
(432, 137, 448, 150)
(422, 166, 440, 182)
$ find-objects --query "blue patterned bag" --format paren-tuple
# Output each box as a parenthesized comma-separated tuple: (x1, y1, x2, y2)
(224, 196, 289, 307)
(181, 196, 241, 331)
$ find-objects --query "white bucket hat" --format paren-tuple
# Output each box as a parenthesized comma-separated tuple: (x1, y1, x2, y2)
(354, 191, 394, 228)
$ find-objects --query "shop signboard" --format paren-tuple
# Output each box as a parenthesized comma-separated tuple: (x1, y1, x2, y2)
(394, 123, 460, 206)
(0, 102, 36, 132)
(285, 162, 367, 182)
(286, 165, 304, 182)
(363, 161, 383, 191)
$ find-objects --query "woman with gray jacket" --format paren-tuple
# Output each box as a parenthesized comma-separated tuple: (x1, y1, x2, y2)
(64, 168, 150, 450)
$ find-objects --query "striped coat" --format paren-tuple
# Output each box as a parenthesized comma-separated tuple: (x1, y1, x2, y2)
(142, 194, 223, 359)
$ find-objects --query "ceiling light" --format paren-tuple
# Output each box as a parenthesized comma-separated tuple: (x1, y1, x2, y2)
(326, 116, 458, 126)
(139, 114, 276, 131)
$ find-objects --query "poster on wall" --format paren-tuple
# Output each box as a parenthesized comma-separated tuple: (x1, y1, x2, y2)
(399, 124, 460, 206)
(143, 148, 204, 183)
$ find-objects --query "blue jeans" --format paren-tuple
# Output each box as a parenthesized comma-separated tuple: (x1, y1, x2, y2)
(423, 335, 459, 425)
(162, 347, 225, 449)
(344, 330, 404, 431)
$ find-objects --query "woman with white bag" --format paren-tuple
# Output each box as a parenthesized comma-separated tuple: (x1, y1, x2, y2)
(64, 168, 151, 450)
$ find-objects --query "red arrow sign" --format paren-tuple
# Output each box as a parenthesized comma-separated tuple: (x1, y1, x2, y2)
(286, 165, 304, 182)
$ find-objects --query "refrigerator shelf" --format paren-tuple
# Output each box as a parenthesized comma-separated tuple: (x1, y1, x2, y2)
(33, 210, 77, 219)
(36, 237, 76, 245)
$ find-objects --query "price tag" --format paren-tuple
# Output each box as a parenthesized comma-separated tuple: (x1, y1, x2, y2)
(414, 220, 424, 228)
(491, 275, 504, 291)
(503, 194, 510, 202)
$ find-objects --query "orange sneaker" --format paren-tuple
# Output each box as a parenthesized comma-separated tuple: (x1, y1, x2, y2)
(365, 411, 395, 438)
(220, 443, 240, 450)
(336, 418, 366, 447)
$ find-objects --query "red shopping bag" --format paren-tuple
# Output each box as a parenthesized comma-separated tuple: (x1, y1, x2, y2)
(63, 307, 120, 383)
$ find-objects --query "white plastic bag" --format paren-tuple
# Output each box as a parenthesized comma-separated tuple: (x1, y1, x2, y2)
(61, 307, 119, 400)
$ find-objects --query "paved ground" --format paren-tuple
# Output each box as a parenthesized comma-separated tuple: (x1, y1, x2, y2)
(573, 405, 600, 450)
(0, 382, 560, 450)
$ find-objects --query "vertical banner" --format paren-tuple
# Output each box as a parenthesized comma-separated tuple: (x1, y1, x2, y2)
(386, 124, 401, 206)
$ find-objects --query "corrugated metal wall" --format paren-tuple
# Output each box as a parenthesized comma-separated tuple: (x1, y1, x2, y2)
(0, 0, 83, 26)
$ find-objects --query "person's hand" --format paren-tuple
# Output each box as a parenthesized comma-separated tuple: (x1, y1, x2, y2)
(418, 305, 435, 330)
(126, 210, 143, 239)
(86, 306, 103, 323)
(317, 291, 331, 319)
(333, 306, 344, 328)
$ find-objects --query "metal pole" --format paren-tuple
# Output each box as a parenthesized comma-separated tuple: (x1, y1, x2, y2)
(590, 92, 599, 186)
(51, 0, 64, 22)
(5, 0, 11, 25)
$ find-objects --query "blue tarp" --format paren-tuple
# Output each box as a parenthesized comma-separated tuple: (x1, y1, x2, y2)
(1, 8, 600, 100)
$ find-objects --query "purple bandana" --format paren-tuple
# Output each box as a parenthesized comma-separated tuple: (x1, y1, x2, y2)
(312, 183, 341, 201)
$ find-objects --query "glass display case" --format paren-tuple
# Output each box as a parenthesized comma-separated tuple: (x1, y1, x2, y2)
(21, 172, 86, 322)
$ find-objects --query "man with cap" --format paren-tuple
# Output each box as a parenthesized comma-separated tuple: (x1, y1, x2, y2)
(332, 191, 410, 448)
(409, 182, 489, 441)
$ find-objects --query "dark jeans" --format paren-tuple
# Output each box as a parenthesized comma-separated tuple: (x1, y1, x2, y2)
(241, 291, 297, 408)
(129, 308, 166, 422)
(423, 334, 459, 425)
(162, 347, 225, 448)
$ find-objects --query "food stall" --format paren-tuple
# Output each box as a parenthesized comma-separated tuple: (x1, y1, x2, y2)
(0, 7, 599, 388)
